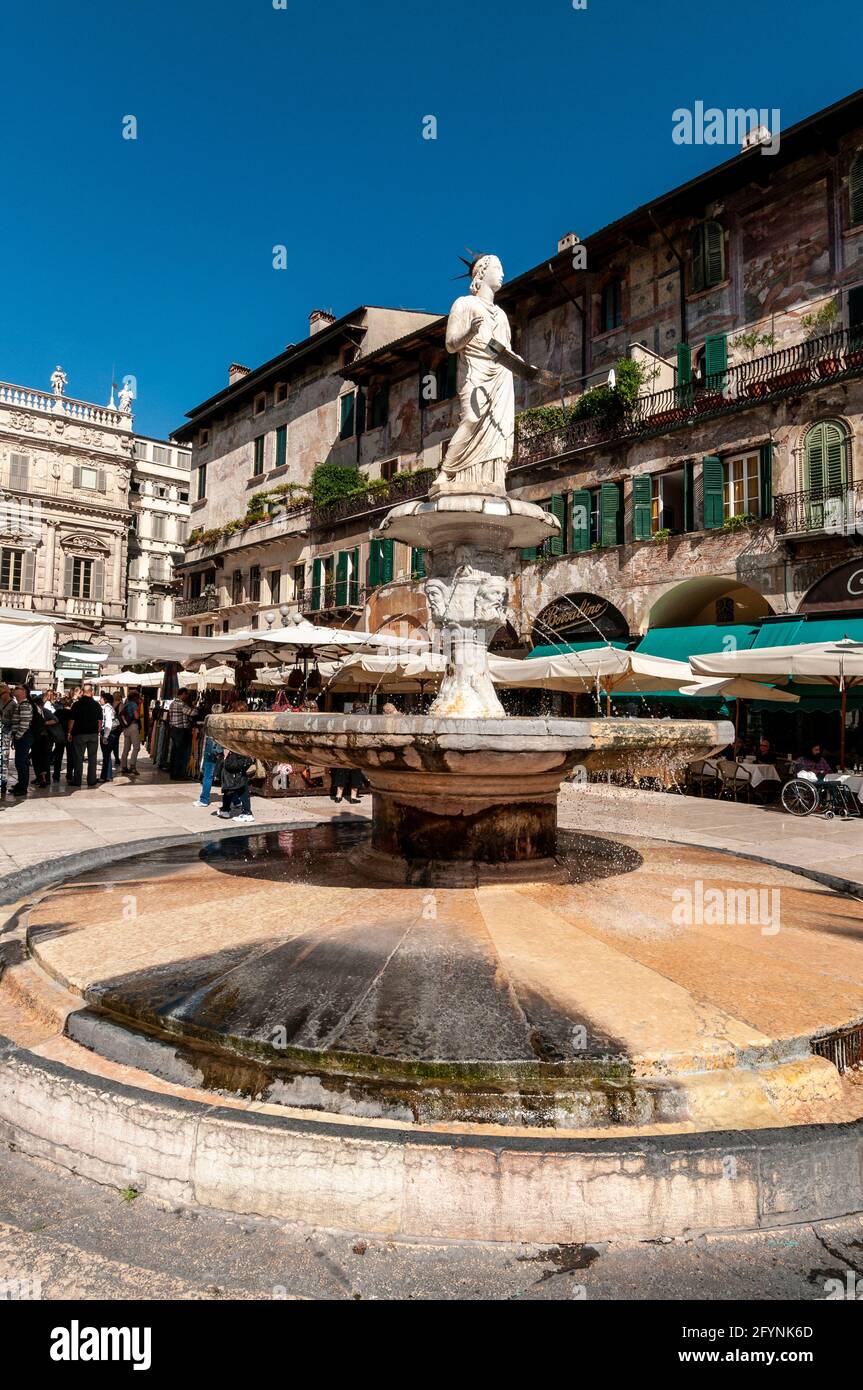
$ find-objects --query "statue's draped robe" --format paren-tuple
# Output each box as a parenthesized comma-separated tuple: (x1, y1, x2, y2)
(440, 297, 515, 486)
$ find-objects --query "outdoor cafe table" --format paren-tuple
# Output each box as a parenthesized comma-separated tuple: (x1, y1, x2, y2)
(701, 759, 781, 788)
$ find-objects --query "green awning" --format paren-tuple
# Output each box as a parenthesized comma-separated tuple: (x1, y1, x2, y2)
(527, 640, 629, 659)
(792, 617, 863, 644)
(750, 617, 805, 647)
(636, 624, 759, 661)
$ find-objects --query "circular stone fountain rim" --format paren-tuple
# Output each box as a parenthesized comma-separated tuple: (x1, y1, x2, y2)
(211, 713, 736, 743)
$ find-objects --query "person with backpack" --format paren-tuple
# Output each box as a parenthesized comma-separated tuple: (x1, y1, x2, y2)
(193, 706, 225, 808)
(42, 689, 66, 782)
(119, 688, 141, 775)
(8, 684, 34, 796)
(28, 693, 53, 789)
(215, 750, 255, 823)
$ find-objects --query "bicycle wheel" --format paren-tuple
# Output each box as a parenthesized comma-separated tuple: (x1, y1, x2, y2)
(781, 779, 818, 816)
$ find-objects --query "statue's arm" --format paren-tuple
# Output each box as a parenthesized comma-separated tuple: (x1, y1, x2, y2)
(445, 297, 483, 354)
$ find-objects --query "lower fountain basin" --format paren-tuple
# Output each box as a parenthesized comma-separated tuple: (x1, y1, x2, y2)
(209, 713, 733, 883)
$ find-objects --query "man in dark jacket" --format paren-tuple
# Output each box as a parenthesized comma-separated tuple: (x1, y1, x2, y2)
(67, 683, 102, 788)
(9, 685, 34, 796)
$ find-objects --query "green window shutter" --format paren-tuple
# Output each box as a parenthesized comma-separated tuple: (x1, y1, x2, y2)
(335, 549, 349, 605)
(351, 547, 360, 602)
(368, 540, 381, 589)
(704, 220, 725, 286)
(600, 482, 621, 548)
(683, 460, 695, 532)
(310, 557, 323, 609)
(691, 227, 705, 294)
(825, 422, 847, 492)
(570, 489, 591, 552)
(704, 334, 728, 391)
(275, 425, 287, 469)
(759, 442, 774, 519)
(521, 546, 537, 562)
(547, 494, 566, 555)
(339, 393, 355, 440)
(702, 456, 724, 529)
(411, 547, 426, 579)
(382, 538, 394, 584)
(632, 474, 653, 541)
(23, 549, 36, 593)
(676, 342, 692, 408)
(850, 152, 863, 228)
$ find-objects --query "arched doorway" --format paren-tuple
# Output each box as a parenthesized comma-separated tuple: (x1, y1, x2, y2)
(648, 577, 772, 630)
(531, 592, 629, 650)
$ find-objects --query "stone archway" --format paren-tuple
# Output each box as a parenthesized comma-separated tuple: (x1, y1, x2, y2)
(647, 576, 774, 629)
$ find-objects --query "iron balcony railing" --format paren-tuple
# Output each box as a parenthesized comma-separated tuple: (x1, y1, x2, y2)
(514, 328, 863, 468)
(305, 581, 364, 612)
(309, 470, 435, 528)
(774, 479, 863, 536)
(176, 591, 217, 617)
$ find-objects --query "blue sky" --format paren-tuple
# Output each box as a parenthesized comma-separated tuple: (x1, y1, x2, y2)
(2, 0, 859, 439)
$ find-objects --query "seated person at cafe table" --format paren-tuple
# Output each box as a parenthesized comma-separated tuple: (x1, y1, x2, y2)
(795, 743, 832, 776)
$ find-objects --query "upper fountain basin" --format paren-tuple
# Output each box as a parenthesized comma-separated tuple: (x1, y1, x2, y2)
(377, 491, 558, 551)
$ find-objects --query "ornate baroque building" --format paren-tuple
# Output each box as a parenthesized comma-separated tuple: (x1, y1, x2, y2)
(0, 371, 134, 679)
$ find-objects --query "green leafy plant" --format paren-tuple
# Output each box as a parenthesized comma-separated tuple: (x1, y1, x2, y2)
(721, 512, 755, 532)
(801, 299, 838, 338)
(652, 527, 672, 543)
(310, 462, 361, 507)
(731, 330, 776, 358)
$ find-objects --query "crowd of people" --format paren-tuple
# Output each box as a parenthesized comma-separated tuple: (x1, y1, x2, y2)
(0, 681, 143, 796)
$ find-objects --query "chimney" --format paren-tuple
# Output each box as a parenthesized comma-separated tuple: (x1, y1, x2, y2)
(228, 363, 250, 385)
(557, 231, 580, 253)
(309, 309, 337, 336)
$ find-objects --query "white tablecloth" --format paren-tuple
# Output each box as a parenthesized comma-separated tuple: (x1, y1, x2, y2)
(699, 760, 780, 788)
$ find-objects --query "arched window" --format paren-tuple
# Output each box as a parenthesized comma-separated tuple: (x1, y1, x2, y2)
(850, 152, 863, 228)
(690, 220, 725, 293)
(600, 278, 623, 332)
(804, 420, 848, 497)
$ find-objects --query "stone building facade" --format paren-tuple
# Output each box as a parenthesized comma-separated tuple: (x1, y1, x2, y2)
(128, 434, 192, 634)
(175, 90, 863, 678)
(173, 306, 438, 635)
(0, 371, 134, 680)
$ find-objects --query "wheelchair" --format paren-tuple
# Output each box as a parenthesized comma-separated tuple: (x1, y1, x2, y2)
(781, 769, 861, 819)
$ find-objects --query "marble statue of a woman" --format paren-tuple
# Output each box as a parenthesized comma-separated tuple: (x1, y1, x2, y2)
(431, 254, 515, 496)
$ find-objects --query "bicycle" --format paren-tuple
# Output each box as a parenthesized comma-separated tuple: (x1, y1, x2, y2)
(781, 770, 861, 818)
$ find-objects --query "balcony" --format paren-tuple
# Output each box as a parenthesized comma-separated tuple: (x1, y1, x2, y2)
(305, 581, 364, 613)
(65, 597, 103, 620)
(309, 470, 436, 529)
(176, 590, 218, 618)
(0, 590, 33, 610)
(0, 380, 128, 431)
(513, 329, 863, 470)
(774, 481, 863, 537)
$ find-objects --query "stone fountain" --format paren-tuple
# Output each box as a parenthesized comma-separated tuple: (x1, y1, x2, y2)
(210, 253, 730, 886)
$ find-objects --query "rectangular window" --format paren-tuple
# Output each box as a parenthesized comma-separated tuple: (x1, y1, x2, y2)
(292, 563, 306, 603)
(79, 466, 99, 490)
(72, 557, 93, 599)
(9, 453, 29, 490)
(249, 565, 261, 602)
(0, 548, 24, 591)
(268, 568, 281, 603)
(147, 597, 160, 622)
(253, 393, 267, 417)
(274, 424, 287, 469)
(275, 382, 287, 404)
(231, 571, 243, 604)
(190, 572, 202, 599)
(152, 445, 170, 465)
(205, 623, 214, 637)
(152, 514, 166, 541)
(199, 428, 210, 446)
(339, 392, 356, 440)
(197, 464, 207, 501)
(381, 459, 398, 482)
(723, 453, 760, 519)
(435, 355, 458, 402)
(253, 435, 265, 476)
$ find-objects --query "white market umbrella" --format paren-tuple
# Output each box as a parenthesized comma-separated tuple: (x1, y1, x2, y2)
(99, 670, 164, 686)
(0, 619, 55, 673)
(690, 638, 863, 766)
(487, 648, 695, 711)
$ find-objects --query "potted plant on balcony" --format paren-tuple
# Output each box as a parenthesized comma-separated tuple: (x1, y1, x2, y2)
(802, 299, 841, 377)
(731, 330, 776, 398)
